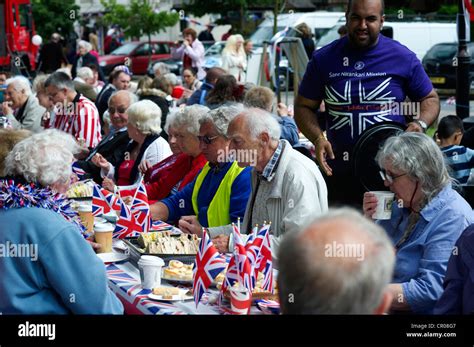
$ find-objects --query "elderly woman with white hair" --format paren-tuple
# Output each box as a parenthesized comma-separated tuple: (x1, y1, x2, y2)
(1, 76, 46, 132)
(363, 132, 474, 314)
(72, 40, 104, 81)
(93, 99, 172, 189)
(222, 34, 247, 81)
(0, 130, 123, 314)
(143, 105, 209, 202)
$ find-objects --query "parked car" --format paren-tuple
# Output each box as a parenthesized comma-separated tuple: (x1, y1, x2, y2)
(422, 42, 474, 90)
(99, 41, 173, 76)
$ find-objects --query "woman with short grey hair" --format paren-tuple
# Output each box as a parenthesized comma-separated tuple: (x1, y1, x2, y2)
(143, 105, 209, 200)
(199, 104, 243, 138)
(0, 130, 124, 314)
(94, 100, 172, 188)
(363, 132, 474, 314)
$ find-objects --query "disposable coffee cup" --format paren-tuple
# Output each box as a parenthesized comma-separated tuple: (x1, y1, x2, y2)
(138, 256, 165, 289)
(371, 191, 395, 220)
(77, 204, 94, 234)
(94, 223, 114, 253)
(229, 286, 252, 315)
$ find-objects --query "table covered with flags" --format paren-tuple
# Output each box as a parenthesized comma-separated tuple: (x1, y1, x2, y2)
(105, 260, 279, 315)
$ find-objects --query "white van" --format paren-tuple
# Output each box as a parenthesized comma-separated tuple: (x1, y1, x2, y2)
(317, 19, 457, 61)
(250, 11, 345, 47)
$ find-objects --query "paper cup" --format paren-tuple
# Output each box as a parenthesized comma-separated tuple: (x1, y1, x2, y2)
(94, 223, 114, 253)
(138, 256, 165, 289)
(371, 191, 395, 220)
(77, 204, 94, 234)
(229, 287, 252, 315)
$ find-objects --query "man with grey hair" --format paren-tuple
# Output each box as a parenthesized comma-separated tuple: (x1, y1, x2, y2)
(181, 107, 328, 261)
(1, 76, 45, 132)
(151, 105, 252, 230)
(152, 62, 170, 78)
(73, 90, 137, 184)
(45, 71, 102, 148)
(278, 208, 395, 314)
(74, 67, 98, 101)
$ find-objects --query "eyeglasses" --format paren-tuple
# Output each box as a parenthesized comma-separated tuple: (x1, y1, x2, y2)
(198, 135, 219, 144)
(379, 170, 407, 184)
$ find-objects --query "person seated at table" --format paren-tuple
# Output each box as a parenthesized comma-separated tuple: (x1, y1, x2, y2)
(434, 224, 474, 314)
(93, 100, 172, 188)
(142, 105, 208, 202)
(0, 130, 123, 314)
(150, 105, 252, 228)
(205, 74, 244, 109)
(243, 86, 299, 146)
(363, 132, 474, 314)
(186, 108, 328, 260)
(437, 115, 474, 185)
(73, 90, 137, 184)
(0, 129, 31, 177)
(278, 208, 395, 314)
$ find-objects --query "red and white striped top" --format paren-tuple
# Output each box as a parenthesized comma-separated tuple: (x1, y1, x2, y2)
(52, 94, 102, 148)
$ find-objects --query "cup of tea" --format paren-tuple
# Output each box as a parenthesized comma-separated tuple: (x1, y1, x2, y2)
(94, 222, 114, 253)
(371, 191, 395, 220)
(138, 256, 165, 290)
(77, 204, 94, 234)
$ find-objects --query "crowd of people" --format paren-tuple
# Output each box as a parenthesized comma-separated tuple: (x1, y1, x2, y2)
(1, 0, 474, 316)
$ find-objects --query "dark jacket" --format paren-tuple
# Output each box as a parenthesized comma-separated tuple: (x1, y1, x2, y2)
(72, 52, 105, 81)
(187, 82, 214, 106)
(95, 84, 116, 119)
(74, 130, 130, 184)
(38, 42, 68, 73)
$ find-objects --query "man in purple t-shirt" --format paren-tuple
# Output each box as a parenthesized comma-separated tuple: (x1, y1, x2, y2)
(295, 0, 439, 206)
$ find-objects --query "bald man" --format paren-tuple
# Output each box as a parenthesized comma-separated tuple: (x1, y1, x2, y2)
(278, 208, 395, 314)
(73, 90, 137, 184)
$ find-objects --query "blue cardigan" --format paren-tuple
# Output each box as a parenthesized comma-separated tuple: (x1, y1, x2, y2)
(0, 207, 123, 314)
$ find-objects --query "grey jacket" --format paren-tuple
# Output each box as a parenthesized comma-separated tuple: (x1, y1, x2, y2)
(7, 95, 45, 133)
(209, 140, 328, 263)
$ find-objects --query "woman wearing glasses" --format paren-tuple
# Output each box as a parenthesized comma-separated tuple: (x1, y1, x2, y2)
(363, 132, 474, 314)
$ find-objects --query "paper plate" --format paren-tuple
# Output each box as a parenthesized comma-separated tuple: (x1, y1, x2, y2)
(97, 252, 129, 264)
(148, 290, 193, 302)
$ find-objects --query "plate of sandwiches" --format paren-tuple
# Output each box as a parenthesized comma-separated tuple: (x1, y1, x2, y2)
(148, 287, 193, 301)
(161, 260, 194, 284)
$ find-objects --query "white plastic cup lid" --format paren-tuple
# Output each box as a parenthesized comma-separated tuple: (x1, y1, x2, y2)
(139, 255, 164, 266)
(94, 223, 114, 232)
(77, 204, 92, 212)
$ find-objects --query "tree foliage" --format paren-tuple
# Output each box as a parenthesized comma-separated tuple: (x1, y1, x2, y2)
(100, 0, 179, 40)
(31, 0, 80, 39)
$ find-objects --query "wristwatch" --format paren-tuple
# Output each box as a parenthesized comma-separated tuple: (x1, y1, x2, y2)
(413, 119, 428, 132)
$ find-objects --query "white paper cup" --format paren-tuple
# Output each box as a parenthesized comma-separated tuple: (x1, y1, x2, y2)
(94, 223, 114, 253)
(77, 204, 94, 234)
(229, 286, 252, 315)
(138, 256, 165, 289)
(371, 191, 395, 220)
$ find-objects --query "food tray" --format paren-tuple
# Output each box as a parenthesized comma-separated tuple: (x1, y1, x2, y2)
(123, 236, 196, 267)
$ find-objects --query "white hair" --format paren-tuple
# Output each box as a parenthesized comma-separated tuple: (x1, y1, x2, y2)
(172, 105, 210, 136)
(199, 104, 244, 137)
(107, 90, 138, 107)
(6, 76, 32, 97)
(76, 67, 94, 80)
(278, 207, 395, 314)
(152, 62, 170, 75)
(235, 107, 281, 141)
(78, 40, 92, 52)
(163, 73, 180, 87)
(126, 99, 162, 135)
(4, 129, 79, 187)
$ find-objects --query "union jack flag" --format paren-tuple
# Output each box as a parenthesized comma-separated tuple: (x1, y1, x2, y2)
(221, 224, 254, 293)
(71, 162, 86, 180)
(255, 224, 274, 292)
(130, 180, 151, 232)
(113, 199, 144, 239)
(193, 229, 227, 307)
(92, 184, 110, 216)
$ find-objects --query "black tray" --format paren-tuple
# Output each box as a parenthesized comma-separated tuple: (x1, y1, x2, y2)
(123, 236, 196, 267)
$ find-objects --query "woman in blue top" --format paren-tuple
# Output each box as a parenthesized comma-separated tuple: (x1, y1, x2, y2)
(363, 132, 474, 314)
(0, 129, 123, 314)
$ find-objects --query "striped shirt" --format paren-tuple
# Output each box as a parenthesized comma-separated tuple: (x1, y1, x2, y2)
(441, 145, 474, 184)
(53, 93, 102, 148)
(261, 141, 283, 181)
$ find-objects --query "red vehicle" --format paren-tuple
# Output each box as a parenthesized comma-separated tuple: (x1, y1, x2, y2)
(0, 0, 39, 72)
(99, 41, 174, 75)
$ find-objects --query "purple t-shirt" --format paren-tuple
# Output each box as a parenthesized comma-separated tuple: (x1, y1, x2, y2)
(299, 34, 433, 174)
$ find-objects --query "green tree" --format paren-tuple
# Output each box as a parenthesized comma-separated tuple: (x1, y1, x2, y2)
(31, 0, 80, 39)
(101, 0, 179, 64)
